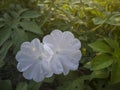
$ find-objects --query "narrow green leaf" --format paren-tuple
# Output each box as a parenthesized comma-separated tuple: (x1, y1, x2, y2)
(90, 70, 109, 79)
(112, 48, 120, 59)
(106, 13, 120, 26)
(0, 40, 12, 67)
(20, 21, 43, 35)
(111, 60, 120, 84)
(16, 82, 28, 90)
(93, 17, 105, 25)
(0, 22, 5, 28)
(18, 9, 28, 15)
(12, 29, 28, 54)
(89, 40, 111, 53)
(104, 38, 119, 50)
(0, 28, 11, 46)
(0, 80, 12, 90)
(20, 10, 40, 18)
(91, 54, 113, 70)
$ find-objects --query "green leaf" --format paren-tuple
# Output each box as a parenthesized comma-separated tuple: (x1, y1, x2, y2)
(104, 38, 119, 50)
(20, 10, 40, 18)
(66, 78, 84, 90)
(28, 80, 42, 90)
(89, 40, 111, 53)
(16, 82, 28, 90)
(0, 18, 4, 21)
(0, 40, 12, 67)
(0, 28, 11, 46)
(106, 13, 120, 26)
(12, 29, 28, 54)
(93, 17, 105, 25)
(20, 21, 43, 35)
(103, 83, 120, 90)
(111, 60, 120, 84)
(0, 80, 12, 90)
(26, 32, 40, 41)
(0, 22, 5, 28)
(90, 70, 109, 79)
(112, 48, 120, 59)
(43, 76, 55, 83)
(57, 71, 80, 90)
(18, 9, 28, 16)
(91, 54, 113, 70)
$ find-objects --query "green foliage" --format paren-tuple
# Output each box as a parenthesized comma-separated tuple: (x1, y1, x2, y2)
(0, 80, 12, 90)
(20, 10, 41, 18)
(0, 41, 12, 67)
(27, 81, 42, 90)
(16, 82, 28, 90)
(89, 38, 120, 84)
(89, 40, 111, 53)
(0, 5, 43, 63)
(0, 0, 120, 90)
(111, 61, 120, 84)
(90, 54, 113, 70)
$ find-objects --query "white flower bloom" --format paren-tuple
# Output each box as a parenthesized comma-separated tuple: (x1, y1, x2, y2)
(16, 30, 82, 82)
(16, 38, 54, 82)
(43, 30, 82, 75)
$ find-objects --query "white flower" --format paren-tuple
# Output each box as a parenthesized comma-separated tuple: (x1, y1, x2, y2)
(16, 30, 82, 82)
(16, 38, 54, 82)
(43, 30, 82, 75)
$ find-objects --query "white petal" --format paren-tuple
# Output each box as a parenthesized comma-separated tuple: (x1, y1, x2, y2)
(21, 42, 31, 48)
(17, 60, 34, 72)
(59, 50, 82, 64)
(20, 44, 35, 57)
(57, 54, 79, 75)
(23, 63, 38, 80)
(61, 39, 81, 51)
(31, 38, 43, 51)
(43, 30, 63, 49)
(62, 31, 74, 41)
(41, 61, 53, 77)
(50, 55, 63, 74)
(33, 63, 45, 82)
(16, 51, 34, 62)
(20, 42, 32, 51)
(31, 38, 41, 45)
(43, 35, 53, 44)
(70, 39, 81, 50)
(51, 29, 62, 41)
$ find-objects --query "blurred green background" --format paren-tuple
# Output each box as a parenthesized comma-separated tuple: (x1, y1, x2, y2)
(0, 0, 120, 90)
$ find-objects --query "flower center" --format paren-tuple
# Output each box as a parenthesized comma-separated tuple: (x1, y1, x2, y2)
(37, 44, 54, 62)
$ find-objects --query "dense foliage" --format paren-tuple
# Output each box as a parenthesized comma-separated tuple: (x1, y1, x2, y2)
(0, 0, 120, 90)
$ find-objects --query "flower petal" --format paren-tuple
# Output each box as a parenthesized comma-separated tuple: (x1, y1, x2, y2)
(50, 55, 63, 74)
(62, 31, 74, 41)
(41, 61, 53, 77)
(33, 63, 45, 82)
(16, 51, 34, 62)
(51, 29, 63, 41)
(17, 60, 34, 72)
(57, 54, 79, 75)
(31, 38, 43, 51)
(23, 63, 37, 80)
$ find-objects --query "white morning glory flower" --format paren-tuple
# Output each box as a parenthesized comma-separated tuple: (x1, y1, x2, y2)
(16, 30, 82, 82)
(43, 30, 82, 75)
(16, 38, 54, 82)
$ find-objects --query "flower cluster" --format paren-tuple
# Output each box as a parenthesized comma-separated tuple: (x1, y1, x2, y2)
(16, 30, 82, 82)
